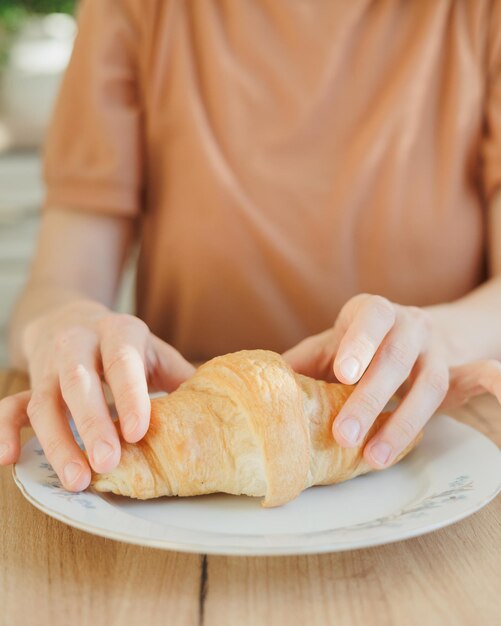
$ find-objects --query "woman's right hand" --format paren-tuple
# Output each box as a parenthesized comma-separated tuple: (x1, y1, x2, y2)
(0, 299, 195, 491)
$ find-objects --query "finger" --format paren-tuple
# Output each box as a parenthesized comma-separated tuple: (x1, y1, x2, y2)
(146, 334, 196, 391)
(333, 295, 396, 384)
(283, 295, 394, 381)
(57, 326, 120, 473)
(0, 390, 31, 464)
(27, 380, 91, 491)
(100, 314, 151, 443)
(443, 360, 501, 409)
(333, 309, 428, 447)
(364, 352, 449, 468)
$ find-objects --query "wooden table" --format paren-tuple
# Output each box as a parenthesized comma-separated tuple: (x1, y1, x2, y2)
(1, 369, 500, 626)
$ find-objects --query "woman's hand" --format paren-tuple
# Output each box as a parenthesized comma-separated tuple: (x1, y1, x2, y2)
(443, 360, 501, 409)
(0, 299, 195, 491)
(282, 294, 451, 469)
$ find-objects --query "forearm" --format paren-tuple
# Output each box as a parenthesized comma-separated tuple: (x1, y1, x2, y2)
(426, 276, 501, 366)
(426, 190, 501, 366)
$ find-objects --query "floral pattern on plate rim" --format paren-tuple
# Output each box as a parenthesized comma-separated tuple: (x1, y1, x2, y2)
(34, 449, 474, 528)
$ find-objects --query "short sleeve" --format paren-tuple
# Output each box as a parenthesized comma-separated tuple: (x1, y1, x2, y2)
(42, 0, 143, 216)
(481, 1, 501, 203)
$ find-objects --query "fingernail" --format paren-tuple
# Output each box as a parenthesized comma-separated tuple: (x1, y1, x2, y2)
(0, 443, 9, 460)
(338, 418, 361, 444)
(63, 461, 84, 486)
(93, 440, 114, 465)
(370, 442, 392, 466)
(339, 357, 360, 382)
(124, 413, 139, 437)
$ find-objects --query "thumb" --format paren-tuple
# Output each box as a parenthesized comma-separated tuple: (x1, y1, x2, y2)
(441, 360, 501, 410)
(0, 390, 31, 466)
(282, 330, 334, 380)
(283, 297, 371, 382)
(146, 335, 196, 392)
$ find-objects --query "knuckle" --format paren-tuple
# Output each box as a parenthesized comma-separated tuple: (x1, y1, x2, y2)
(408, 307, 433, 333)
(54, 326, 82, 353)
(61, 363, 90, 392)
(27, 388, 52, 422)
(77, 412, 102, 438)
(44, 435, 66, 459)
(103, 348, 133, 379)
(354, 293, 369, 302)
(382, 341, 413, 373)
(100, 313, 148, 337)
(423, 367, 449, 398)
(348, 293, 371, 310)
(0, 394, 23, 416)
(354, 388, 383, 417)
(406, 305, 424, 319)
(369, 295, 395, 322)
(114, 379, 145, 408)
(350, 333, 377, 359)
(97, 313, 115, 333)
(340, 293, 372, 320)
(22, 318, 42, 350)
(392, 415, 418, 441)
(418, 307, 432, 325)
(98, 313, 124, 338)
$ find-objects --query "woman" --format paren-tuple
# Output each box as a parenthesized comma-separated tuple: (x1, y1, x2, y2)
(1, 0, 500, 492)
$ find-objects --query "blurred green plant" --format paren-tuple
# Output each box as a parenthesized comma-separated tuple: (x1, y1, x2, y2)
(0, 0, 76, 65)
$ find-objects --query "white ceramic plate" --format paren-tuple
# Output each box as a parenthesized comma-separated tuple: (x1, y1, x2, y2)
(13, 414, 501, 556)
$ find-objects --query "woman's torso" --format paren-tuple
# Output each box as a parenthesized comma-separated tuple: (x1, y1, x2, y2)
(132, 0, 496, 361)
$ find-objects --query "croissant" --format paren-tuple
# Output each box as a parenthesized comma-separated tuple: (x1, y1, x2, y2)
(91, 349, 422, 507)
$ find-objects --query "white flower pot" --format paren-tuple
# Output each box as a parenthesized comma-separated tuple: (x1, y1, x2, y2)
(0, 13, 76, 148)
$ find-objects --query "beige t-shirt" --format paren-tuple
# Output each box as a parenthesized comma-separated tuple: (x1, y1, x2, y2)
(43, 0, 501, 362)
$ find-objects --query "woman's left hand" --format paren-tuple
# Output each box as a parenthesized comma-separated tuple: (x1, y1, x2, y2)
(282, 293, 451, 469)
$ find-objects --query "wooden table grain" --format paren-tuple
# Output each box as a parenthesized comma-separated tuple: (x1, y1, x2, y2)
(1, 369, 500, 626)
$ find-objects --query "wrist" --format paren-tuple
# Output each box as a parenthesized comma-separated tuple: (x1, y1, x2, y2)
(20, 297, 109, 369)
(425, 304, 466, 367)
(425, 299, 501, 366)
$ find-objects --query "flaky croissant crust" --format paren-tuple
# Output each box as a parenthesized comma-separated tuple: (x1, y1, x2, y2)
(91, 349, 421, 507)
